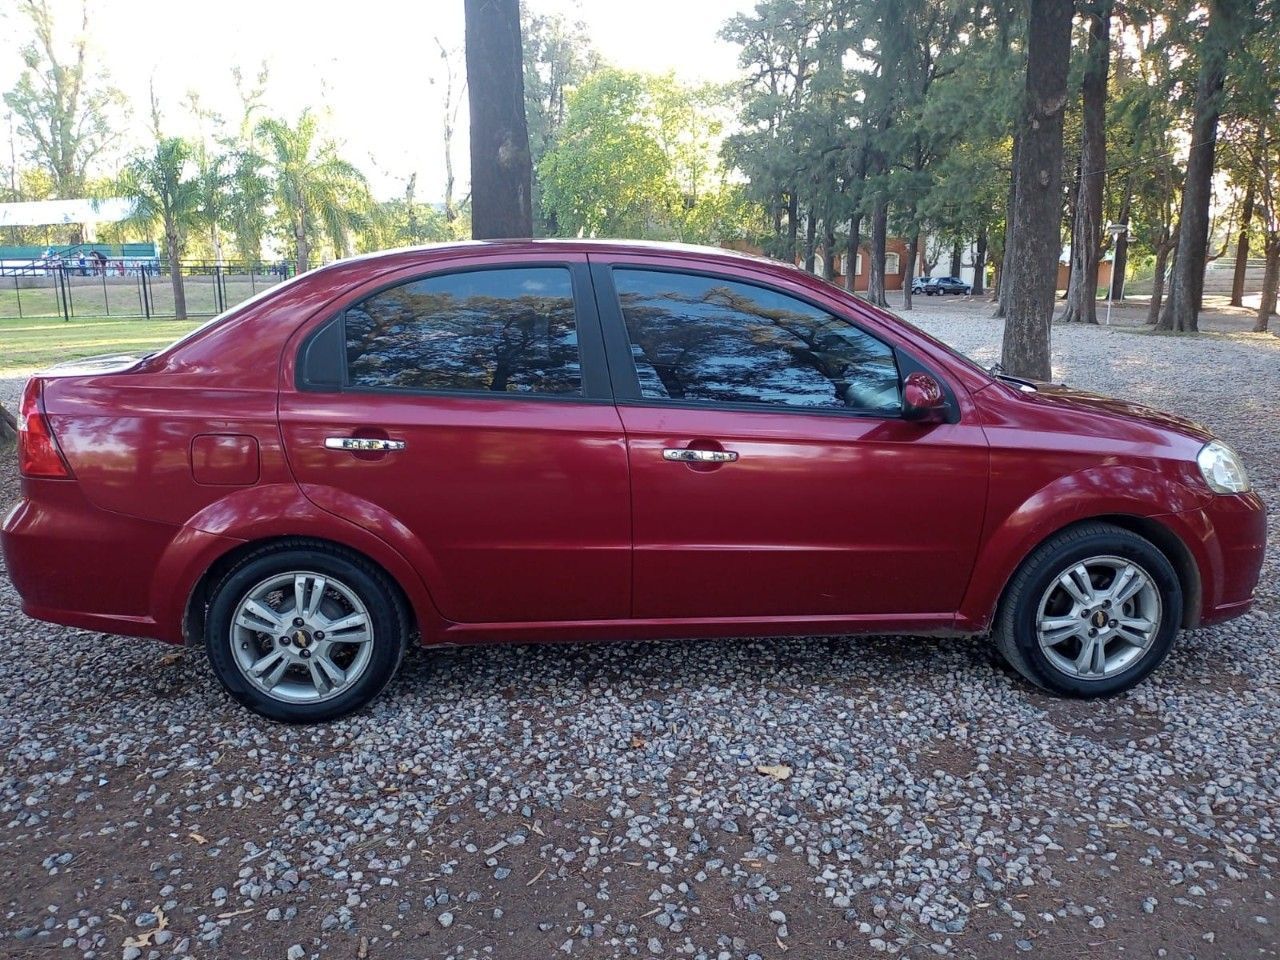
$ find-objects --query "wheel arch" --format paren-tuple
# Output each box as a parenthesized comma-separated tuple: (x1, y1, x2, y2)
(182, 535, 421, 647)
(981, 514, 1202, 634)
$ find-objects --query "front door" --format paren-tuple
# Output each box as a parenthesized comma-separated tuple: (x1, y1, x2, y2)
(591, 258, 989, 620)
(279, 254, 631, 624)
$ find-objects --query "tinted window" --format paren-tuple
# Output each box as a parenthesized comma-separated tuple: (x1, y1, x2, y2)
(614, 269, 901, 413)
(343, 267, 580, 394)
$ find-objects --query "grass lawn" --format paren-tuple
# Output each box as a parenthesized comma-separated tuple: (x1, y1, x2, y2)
(0, 315, 203, 375)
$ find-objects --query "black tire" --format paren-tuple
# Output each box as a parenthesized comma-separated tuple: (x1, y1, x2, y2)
(204, 541, 409, 723)
(994, 522, 1182, 697)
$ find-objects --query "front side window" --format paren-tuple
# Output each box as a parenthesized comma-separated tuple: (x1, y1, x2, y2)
(342, 266, 581, 394)
(614, 269, 901, 413)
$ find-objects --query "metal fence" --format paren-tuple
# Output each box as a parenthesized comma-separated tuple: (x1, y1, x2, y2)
(0, 259, 296, 321)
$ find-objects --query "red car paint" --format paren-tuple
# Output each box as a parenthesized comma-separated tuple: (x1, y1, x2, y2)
(1, 241, 1266, 653)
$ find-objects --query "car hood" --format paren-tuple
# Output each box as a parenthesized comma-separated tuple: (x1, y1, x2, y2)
(1022, 382, 1214, 442)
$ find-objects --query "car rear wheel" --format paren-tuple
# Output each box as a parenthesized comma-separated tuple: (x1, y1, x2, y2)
(204, 543, 409, 722)
(994, 522, 1181, 697)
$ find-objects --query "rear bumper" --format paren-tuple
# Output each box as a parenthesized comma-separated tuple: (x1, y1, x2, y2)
(1176, 491, 1267, 627)
(2, 480, 238, 644)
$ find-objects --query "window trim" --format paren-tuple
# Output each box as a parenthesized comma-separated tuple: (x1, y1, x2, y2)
(592, 262, 937, 421)
(296, 260, 614, 403)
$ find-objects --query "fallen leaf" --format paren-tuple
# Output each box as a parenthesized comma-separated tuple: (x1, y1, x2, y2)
(158, 652, 184, 666)
(217, 908, 253, 919)
(776, 936, 789, 951)
(189, 832, 207, 845)
(757, 764, 792, 782)
(629, 734, 646, 749)
(121, 905, 167, 948)
(358, 935, 369, 958)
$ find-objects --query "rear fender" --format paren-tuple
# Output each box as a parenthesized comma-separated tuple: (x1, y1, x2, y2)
(156, 483, 449, 644)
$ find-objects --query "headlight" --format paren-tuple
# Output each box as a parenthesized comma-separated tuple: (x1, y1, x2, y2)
(1197, 441, 1250, 494)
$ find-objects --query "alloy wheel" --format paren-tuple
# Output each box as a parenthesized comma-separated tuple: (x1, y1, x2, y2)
(1034, 555, 1162, 680)
(229, 571, 375, 703)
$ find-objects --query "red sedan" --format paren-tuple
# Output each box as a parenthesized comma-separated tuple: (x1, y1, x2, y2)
(1, 241, 1265, 722)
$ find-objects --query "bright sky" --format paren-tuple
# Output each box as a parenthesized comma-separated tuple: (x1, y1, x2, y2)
(1, 0, 754, 201)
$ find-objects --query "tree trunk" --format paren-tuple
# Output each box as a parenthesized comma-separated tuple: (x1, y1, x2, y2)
(1231, 177, 1256, 307)
(1256, 232, 1280, 332)
(166, 229, 187, 321)
(1147, 240, 1173, 325)
(804, 207, 817, 272)
(973, 227, 987, 295)
(949, 240, 962, 277)
(1157, 0, 1249, 332)
(0, 403, 16, 446)
(995, 130, 1020, 316)
(903, 229, 920, 311)
(464, 0, 533, 239)
(295, 225, 310, 275)
(844, 214, 862, 292)
(821, 219, 836, 281)
(786, 189, 799, 261)
(1110, 174, 1132, 300)
(1060, 1, 1111, 325)
(867, 197, 889, 307)
(999, 0, 1073, 380)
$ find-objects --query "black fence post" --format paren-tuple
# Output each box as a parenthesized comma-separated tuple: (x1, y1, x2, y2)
(214, 264, 225, 313)
(58, 265, 71, 322)
(141, 267, 152, 319)
(101, 270, 110, 317)
(12, 275, 21, 319)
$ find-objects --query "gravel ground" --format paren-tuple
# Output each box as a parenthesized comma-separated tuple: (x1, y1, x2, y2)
(2, 301, 1279, 960)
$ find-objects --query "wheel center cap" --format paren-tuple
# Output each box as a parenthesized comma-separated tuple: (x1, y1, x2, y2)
(292, 629, 312, 648)
(1092, 610, 1109, 629)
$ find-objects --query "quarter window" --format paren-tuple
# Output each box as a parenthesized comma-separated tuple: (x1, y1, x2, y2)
(613, 269, 901, 413)
(341, 267, 581, 394)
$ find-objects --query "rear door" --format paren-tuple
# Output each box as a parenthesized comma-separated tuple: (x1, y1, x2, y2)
(590, 255, 989, 620)
(279, 253, 631, 624)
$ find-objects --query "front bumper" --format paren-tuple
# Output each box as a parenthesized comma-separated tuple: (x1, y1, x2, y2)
(1176, 490, 1267, 627)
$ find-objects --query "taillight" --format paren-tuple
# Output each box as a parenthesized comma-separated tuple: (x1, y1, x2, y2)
(17, 377, 73, 479)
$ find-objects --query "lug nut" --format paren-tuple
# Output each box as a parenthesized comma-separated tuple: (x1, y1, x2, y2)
(299, 649, 312, 659)
(1088, 628, 1098, 637)
(314, 631, 325, 640)
(293, 617, 305, 626)
(1108, 619, 1117, 627)
(279, 636, 290, 646)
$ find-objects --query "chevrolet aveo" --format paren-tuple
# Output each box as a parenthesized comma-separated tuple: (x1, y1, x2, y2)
(1, 241, 1266, 723)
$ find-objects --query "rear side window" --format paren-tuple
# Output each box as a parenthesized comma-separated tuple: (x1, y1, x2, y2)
(613, 268, 901, 413)
(338, 266, 581, 395)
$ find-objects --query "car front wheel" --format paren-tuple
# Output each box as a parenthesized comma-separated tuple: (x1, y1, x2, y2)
(204, 542, 409, 722)
(994, 522, 1181, 697)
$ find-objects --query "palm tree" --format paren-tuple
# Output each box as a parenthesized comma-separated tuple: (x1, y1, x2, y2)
(256, 111, 371, 272)
(117, 137, 202, 319)
(193, 151, 233, 265)
(227, 148, 271, 267)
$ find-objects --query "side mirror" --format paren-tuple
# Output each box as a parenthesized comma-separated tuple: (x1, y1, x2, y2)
(902, 371, 948, 421)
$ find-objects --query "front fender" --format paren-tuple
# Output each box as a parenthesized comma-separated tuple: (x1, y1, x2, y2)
(957, 465, 1208, 632)
(151, 482, 449, 644)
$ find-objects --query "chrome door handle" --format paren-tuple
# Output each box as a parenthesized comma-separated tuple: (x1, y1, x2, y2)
(663, 448, 738, 463)
(325, 437, 406, 452)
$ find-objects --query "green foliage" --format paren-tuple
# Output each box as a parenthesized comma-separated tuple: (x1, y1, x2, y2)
(255, 111, 372, 269)
(523, 9, 600, 235)
(538, 69, 755, 243)
(115, 138, 202, 257)
(357, 175, 458, 253)
(3, 0, 124, 199)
